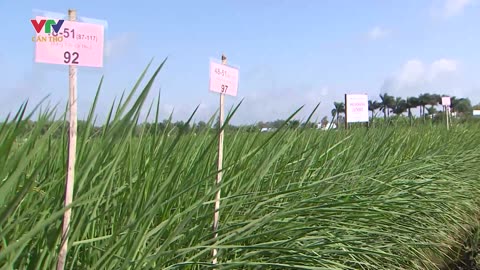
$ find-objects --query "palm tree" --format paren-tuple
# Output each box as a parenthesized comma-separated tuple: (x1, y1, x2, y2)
(428, 94, 441, 108)
(426, 106, 437, 117)
(392, 97, 407, 116)
(406, 97, 420, 125)
(418, 93, 431, 119)
(379, 93, 395, 120)
(368, 100, 381, 128)
(332, 102, 345, 127)
(368, 100, 381, 120)
(451, 97, 473, 117)
(425, 94, 441, 119)
(451, 96, 458, 113)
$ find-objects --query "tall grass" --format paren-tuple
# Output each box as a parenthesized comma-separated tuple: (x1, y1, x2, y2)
(1, 60, 480, 269)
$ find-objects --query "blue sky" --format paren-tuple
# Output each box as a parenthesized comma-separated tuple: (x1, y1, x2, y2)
(1, 0, 479, 124)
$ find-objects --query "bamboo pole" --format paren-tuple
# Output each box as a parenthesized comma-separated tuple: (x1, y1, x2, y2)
(446, 105, 450, 130)
(57, 9, 77, 270)
(212, 54, 227, 265)
(344, 94, 348, 130)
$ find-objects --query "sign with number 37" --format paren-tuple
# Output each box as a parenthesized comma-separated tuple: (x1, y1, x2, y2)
(209, 60, 239, 97)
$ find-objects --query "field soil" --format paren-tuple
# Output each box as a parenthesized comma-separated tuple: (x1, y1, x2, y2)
(443, 230, 480, 270)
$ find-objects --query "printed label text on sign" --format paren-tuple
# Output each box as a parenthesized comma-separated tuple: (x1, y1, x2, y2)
(34, 16, 104, 67)
(209, 61, 239, 97)
(346, 94, 369, 123)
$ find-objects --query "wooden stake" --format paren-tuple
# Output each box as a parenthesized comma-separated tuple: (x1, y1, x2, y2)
(446, 105, 450, 130)
(212, 54, 227, 265)
(57, 9, 77, 270)
(344, 94, 348, 130)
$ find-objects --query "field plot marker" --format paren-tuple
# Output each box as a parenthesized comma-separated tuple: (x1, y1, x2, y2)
(442, 96, 451, 130)
(208, 54, 239, 265)
(345, 93, 369, 130)
(57, 10, 77, 270)
(344, 94, 348, 130)
(446, 106, 450, 131)
(31, 8, 105, 270)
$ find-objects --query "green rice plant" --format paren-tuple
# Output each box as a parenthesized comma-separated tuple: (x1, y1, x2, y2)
(1, 59, 480, 269)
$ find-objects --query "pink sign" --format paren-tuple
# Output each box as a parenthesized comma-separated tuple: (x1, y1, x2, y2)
(34, 16, 104, 67)
(209, 61, 239, 97)
(442, 96, 451, 106)
(346, 94, 369, 123)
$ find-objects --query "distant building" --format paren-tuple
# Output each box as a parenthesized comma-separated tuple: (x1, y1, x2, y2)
(473, 110, 480, 117)
(318, 122, 337, 130)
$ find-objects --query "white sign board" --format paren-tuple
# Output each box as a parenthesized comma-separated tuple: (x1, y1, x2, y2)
(346, 94, 369, 123)
(473, 110, 480, 116)
(442, 96, 451, 106)
(209, 61, 239, 97)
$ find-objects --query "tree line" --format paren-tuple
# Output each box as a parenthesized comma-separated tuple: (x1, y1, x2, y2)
(4, 92, 480, 138)
(331, 92, 480, 126)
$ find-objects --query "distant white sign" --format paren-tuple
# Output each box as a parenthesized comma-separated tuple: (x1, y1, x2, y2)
(442, 96, 451, 106)
(473, 110, 480, 116)
(346, 94, 369, 123)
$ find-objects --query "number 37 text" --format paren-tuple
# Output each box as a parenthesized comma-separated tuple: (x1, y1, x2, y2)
(221, 84, 228, 93)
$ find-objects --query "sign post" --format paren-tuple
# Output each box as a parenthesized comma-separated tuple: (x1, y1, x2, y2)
(345, 94, 369, 129)
(442, 96, 451, 131)
(208, 54, 239, 265)
(56, 9, 77, 270)
(31, 9, 105, 270)
(344, 94, 348, 130)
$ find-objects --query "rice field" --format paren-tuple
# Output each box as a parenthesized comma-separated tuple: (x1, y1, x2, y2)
(1, 62, 480, 269)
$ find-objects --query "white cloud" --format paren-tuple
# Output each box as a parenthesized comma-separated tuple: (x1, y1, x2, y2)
(319, 86, 329, 97)
(381, 58, 464, 97)
(104, 33, 135, 58)
(396, 59, 426, 84)
(443, 0, 474, 17)
(429, 58, 458, 79)
(367, 26, 390, 40)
